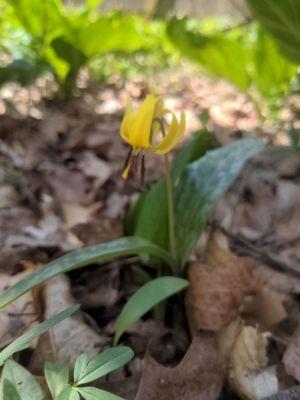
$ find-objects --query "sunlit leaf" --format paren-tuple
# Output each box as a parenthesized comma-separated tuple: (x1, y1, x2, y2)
(167, 17, 251, 91)
(246, 0, 300, 62)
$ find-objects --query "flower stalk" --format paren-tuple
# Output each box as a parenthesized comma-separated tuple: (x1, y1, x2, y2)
(164, 154, 178, 275)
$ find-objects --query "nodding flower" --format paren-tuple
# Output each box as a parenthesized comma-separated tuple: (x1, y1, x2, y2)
(120, 94, 185, 183)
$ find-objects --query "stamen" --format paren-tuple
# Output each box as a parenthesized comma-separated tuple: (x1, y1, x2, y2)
(123, 147, 133, 170)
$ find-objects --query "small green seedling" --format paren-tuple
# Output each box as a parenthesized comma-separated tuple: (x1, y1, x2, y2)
(0, 347, 134, 400)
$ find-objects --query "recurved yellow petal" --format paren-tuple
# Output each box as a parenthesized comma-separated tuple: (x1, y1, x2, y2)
(127, 94, 158, 148)
(154, 111, 185, 154)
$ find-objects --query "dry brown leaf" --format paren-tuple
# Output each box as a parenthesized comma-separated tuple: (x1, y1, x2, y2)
(135, 332, 224, 400)
(283, 327, 300, 383)
(186, 257, 254, 332)
(241, 287, 287, 330)
(62, 202, 102, 229)
(0, 270, 38, 348)
(229, 326, 278, 399)
(41, 275, 108, 365)
(217, 319, 243, 366)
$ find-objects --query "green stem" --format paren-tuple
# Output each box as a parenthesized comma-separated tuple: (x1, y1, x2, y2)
(164, 154, 178, 275)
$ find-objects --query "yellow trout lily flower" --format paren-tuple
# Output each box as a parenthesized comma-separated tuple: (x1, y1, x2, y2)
(120, 94, 185, 181)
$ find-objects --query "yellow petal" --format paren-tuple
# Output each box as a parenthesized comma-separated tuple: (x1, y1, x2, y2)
(153, 111, 185, 154)
(120, 99, 135, 143)
(123, 95, 159, 149)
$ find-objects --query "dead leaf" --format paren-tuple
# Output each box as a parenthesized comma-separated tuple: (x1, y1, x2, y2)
(135, 332, 224, 400)
(41, 275, 108, 366)
(185, 257, 254, 332)
(283, 327, 300, 382)
(229, 326, 278, 399)
(217, 319, 243, 366)
(77, 150, 112, 188)
(62, 202, 102, 229)
(71, 215, 122, 245)
(0, 269, 38, 348)
(242, 287, 287, 330)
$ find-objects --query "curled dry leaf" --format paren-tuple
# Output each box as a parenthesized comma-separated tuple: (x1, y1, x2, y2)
(185, 256, 254, 332)
(283, 327, 300, 383)
(241, 287, 287, 330)
(229, 326, 278, 400)
(135, 332, 224, 400)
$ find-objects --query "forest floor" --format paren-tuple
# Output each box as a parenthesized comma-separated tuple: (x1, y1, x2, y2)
(1, 63, 300, 400)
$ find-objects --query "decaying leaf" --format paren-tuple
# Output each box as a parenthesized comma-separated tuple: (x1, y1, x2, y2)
(241, 287, 287, 330)
(0, 269, 39, 348)
(135, 332, 224, 400)
(229, 326, 278, 400)
(217, 319, 243, 366)
(36, 275, 107, 366)
(283, 327, 300, 383)
(186, 237, 255, 332)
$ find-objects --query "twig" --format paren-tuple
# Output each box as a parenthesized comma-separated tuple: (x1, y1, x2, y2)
(215, 224, 300, 280)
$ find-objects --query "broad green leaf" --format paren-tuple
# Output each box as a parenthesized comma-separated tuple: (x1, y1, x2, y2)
(114, 277, 189, 344)
(5, 0, 65, 44)
(77, 386, 124, 400)
(0, 237, 172, 308)
(167, 17, 251, 91)
(68, 13, 153, 58)
(0, 360, 44, 400)
(75, 347, 134, 385)
(251, 27, 297, 101)
(246, 0, 300, 62)
(174, 138, 266, 264)
(44, 361, 69, 398)
(73, 353, 89, 383)
(129, 130, 216, 249)
(0, 305, 79, 365)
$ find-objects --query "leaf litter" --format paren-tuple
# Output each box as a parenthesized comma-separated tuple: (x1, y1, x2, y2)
(0, 67, 300, 400)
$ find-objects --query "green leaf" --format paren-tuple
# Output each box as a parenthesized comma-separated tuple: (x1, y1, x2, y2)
(0, 360, 44, 400)
(167, 17, 251, 91)
(44, 361, 69, 398)
(114, 277, 189, 344)
(0, 59, 49, 86)
(77, 386, 124, 400)
(251, 27, 297, 101)
(129, 130, 216, 249)
(56, 386, 79, 400)
(246, 0, 300, 62)
(2, 380, 22, 400)
(0, 237, 172, 309)
(73, 353, 89, 383)
(75, 347, 134, 385)
(5, 0, 65, 44)
(174, 138, 266, 264)
(0, 305, 79, 365)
